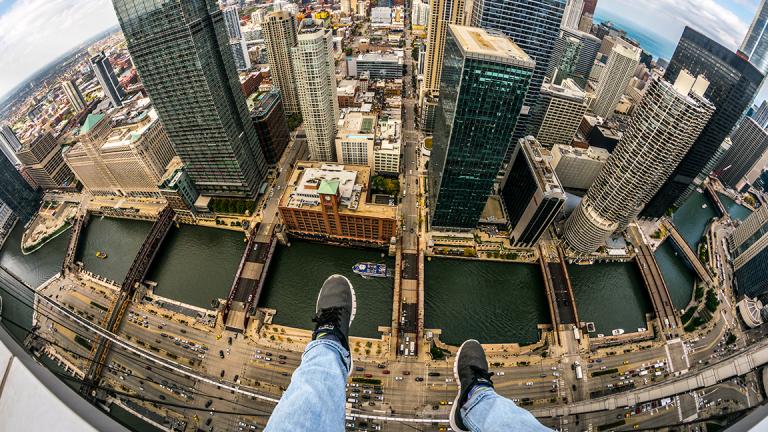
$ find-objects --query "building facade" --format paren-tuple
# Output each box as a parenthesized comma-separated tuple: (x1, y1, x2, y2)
(716, 118, 768, 190)
(112, 0, 268, 198)
(61, 80, 86, 113)
(374, 117, 401, 175)
(739, 0, 768, 75)
(292, 26, 339, 161)
(548, 27, 600, 86)
(0, 125, 22, 166)
(564, 72, 714, 254)
(730, 206, 768, 298)
(349, 53, 403, 80)
(642, 27, 764, 217)
(591, 43, 640, 118)
(248, 90, 290, 166)
(530, 78, 587, 148)
(429, 25, 534, 230)
(263, 11, 300, 114)
(64, 101, 177, 198)
(470, 0, 566, 148)
(419, 0, 465, 132)
(0, 151, 39, 222)
(158, 157, 199, 223)
(500, 137, 565, 247)
(550, 144, 609, 191)
(335, 111, 376, 167)
(90, 51, 125, 108)
(279, 162, 397, 245)
(561, 0, 583, 29)
(16, 133, 74, 190)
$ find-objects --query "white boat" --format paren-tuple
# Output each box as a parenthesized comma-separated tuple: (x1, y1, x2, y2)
(637, 327, 647, 332)
(701, 204, 708, 209)
(597, 333, 605, 338)
(611, 328, 625, 336)
(586, 322, 596, 333)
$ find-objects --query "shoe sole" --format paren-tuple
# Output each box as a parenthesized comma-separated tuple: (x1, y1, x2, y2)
(449, 339, 479, 432)
(315, 275, 357, 376)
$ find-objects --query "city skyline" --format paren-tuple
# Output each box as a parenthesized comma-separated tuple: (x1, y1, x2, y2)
(0, 0, 764, 104)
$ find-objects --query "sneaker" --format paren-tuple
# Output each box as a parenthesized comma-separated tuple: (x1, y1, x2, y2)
(450, 340, 494, 432)
(312, 274, 356, 355)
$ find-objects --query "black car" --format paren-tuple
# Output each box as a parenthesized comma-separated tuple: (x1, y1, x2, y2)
(220, 370, 225, 378)
(228, 337, 233, 345)
(205, 400, 213, 408)
(415, 377, 424, 382)
(428, 372, 440, 377)
(219, 350, 225, 359)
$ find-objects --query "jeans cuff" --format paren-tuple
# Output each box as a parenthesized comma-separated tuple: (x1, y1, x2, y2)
(461, 386, 495, 420)
(304, 338, 351, 372)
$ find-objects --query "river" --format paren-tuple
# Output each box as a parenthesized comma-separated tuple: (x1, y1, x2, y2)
(569, 263, 652, 336)
(146, 225, 246, 309)
(76, 217, 153, 283)
(425, 259, 549, 346)
(259, 240, 393, 339)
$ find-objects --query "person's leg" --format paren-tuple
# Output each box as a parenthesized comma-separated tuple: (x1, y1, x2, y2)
(450, 340, 551, 432)
(265, 275, 356, 432)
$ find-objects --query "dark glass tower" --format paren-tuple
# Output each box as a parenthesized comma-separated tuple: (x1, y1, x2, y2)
(0, 151, 39, 222)
(641, 27, 764, 218)
(112, 0, 267, 198)
(90, 51, 125, 108)
(429, 25, 534, 230)
(470, 0, 565, 154)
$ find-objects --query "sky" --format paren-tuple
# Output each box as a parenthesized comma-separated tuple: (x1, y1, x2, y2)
(0, 0, 765, 102)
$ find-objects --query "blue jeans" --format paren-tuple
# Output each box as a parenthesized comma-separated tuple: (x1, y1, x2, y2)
(462, 388, 552, 431)
(265, 340, 550, 431)
(265, 339, 351, 431)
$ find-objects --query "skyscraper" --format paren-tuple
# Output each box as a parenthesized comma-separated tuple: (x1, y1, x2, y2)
(419, 0, 465, 133)
(548, 27, 600, 86)
(16, 133, 74, 190)
(561, 0, 583, 29)
(564, 72, 714, 254)
(292, 26, 339, 161)
(0, 146, 39, 222)
(582, 0, 596, 14)
(470, 0, 565, 150)
(715, 118, 768, 189)
(90, 51, 125, 108)
(530, 78, 587, 148)
(753, 100, 768, 128)
(223, 5, 242, 40)
(263, 11, 300, 114)
(223, 5, 251, 72)
(429, 25, 534, 230)
(61, 79, 86, 112)
(591, 42, 640, 118)
(729, 206, 768, 298)
(500, 137, 565, 247)
(739, 0, 768, 75)
(0, 125, 22, 166)
(112, 0, 268, 198)
(642, 27, 764, 217)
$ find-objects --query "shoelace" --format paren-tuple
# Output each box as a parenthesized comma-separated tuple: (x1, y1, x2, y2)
(470, 365, 494, 383)
(312, 307, 344, 328)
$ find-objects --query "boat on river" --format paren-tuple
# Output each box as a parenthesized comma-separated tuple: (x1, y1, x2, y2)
(95, 251, 108, 259)
(352, 262, 389, 278)
(611, 328, 625, 336)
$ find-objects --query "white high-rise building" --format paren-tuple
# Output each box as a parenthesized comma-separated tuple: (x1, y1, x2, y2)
(564, 72, 715, 254)
(0, 125, 22, 166)
(411, 0, 430, 27)
(591, 43, 640, 119)
(230, 38, 252, 71)
(223, 5, 242, 40)
(61, 79, 86, 112)
(293, 27, 339, 161)
(336, 111, 375, 166)
(561, 0, 583, 30)
(263, 11, 300, 114)
(531, 78, 587, 148)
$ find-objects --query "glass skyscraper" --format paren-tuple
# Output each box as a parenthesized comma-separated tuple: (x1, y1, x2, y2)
(641, 27, 764, 218)
(740, 0, 768, 75)
(730, 206, 768, 299)
(112, 0, 267, 198)
(429, 25, 534, 230)
(0, 150, 39, 222)
(470, 0, 566, 154)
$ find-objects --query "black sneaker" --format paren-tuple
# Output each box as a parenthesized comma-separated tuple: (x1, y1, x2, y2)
(312, 274, 356, 357)
(450, 340, 494, 432)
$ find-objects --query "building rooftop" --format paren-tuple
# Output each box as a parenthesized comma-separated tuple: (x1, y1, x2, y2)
(448, 25, 534, 68)
(247, 90, 281, 116)
(80, 113, 104, 134)
(555, 144, 611, 162)
(337, 111, 377, 138)
(521, 137, 565, 197)
(280, 162, 396, 218)
(542, 78, 586, 102)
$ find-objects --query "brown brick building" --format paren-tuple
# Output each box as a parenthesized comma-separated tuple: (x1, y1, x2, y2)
(279, 162, 397, 245)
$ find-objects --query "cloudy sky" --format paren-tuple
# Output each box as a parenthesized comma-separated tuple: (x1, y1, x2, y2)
(0, 0, 765, 102)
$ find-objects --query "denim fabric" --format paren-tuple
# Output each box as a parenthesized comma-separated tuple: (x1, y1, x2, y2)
(264, 339, 351, 431)
(461, 387, 552, 431)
